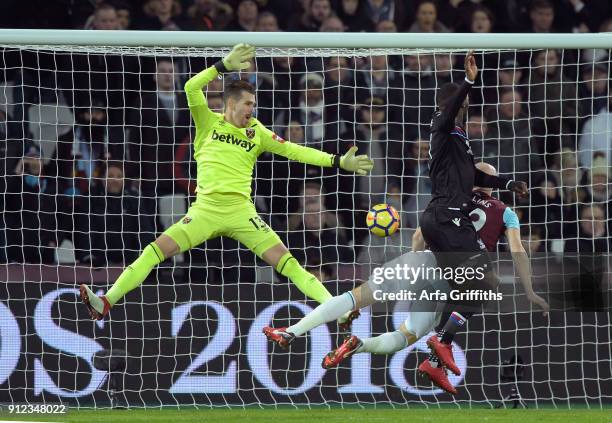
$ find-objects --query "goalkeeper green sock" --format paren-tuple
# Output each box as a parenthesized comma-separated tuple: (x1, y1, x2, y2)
(276, 252, 333, 304)
(105, 243, 164, 305)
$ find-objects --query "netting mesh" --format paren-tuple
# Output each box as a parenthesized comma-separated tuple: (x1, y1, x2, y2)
(0, 44, 610, 408)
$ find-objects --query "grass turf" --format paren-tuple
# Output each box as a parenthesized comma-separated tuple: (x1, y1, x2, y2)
(1, 408, 611, 423)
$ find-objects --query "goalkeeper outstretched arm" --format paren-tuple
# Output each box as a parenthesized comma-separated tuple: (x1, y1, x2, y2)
(260, 131, 374, 175)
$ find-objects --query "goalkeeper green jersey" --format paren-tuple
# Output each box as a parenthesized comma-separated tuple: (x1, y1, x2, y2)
(184, 66, 335, 200)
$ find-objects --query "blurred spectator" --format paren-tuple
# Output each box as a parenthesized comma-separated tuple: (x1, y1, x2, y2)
(581, 18, 612, 64)
(408, 0, 450, 33)
(5, 144, 57, 263)
(355, 55, 402, 105)
(583, 154, 610, 205)
(485, 88, 541, 180)
(113, 0, 131, 29)
(86, 2, 120, 30)
(557, 0, 609, 33)
(376, 19, 397, 32)
(482, 53, 525, 106)
(187, 0, 233, 30)
(579, 91, 612, 168)
(274, 73, 331, 146)
(337, 0, 374, 32)
(135, 0, 190, 30)
(402, 138, 432, 229)
(469, 5, 495, 33)
(564, 204, 609, 252)
(286, 182, 353, 274)
(54, 99, 123, 196)
(323, 56, 355, 143)
(288, 0, 333, 31)
(433, 53, 461, 86)
(129, 58, 190, 196)
(79, 162, 156, 265)
(527, 0, 556, 33)
(530, 171, 562, 240)
(363, 0, 407, 30)
(465, 112, 488, 159)
(402, 54, 435, 140)
(255, 11, 279, 31)
(0, 109, 27, 180)
(262, 55, 303, 116)
(342, 96, 400, 206)
(556, 149, 585, 240)
(320, 16, 345, 32)
(578, 63, 609, 124)
(522, 224, 546, 254)
(255, 120, 326, 228)
(227, 0, 258, 31)
(528, 49, 580, 159)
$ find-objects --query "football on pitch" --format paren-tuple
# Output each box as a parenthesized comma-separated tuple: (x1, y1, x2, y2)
(366, 204, 400, 237)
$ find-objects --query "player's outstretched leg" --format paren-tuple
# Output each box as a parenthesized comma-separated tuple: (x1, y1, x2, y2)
(263, 245, 358, 328)
(263, 284, 376, 348)
(80, 236, 175, 321)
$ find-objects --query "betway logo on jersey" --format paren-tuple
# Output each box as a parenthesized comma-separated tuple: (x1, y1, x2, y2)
(211, 129, 256, 152)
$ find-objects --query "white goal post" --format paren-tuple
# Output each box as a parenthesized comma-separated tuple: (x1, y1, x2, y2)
(0, 30, 610, 409)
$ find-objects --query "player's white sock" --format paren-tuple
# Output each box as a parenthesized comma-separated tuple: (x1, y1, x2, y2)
(287, 292, 355, 337)
(355, 331, 408, 355)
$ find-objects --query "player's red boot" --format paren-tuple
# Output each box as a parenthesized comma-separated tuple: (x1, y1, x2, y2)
(338, 309, 361, 333)
(262, 327, 295, 349)
(418, 359, 458, 395)
(426, 335, 461, 376)
(80, 284, 111, 321)
(322, 335, 363, 369)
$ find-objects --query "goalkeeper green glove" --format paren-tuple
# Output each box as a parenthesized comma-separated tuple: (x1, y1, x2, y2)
(222, 43, 256, 72)
(339, 146, 374, 176)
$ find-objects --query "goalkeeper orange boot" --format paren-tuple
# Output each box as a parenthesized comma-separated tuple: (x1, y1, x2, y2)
(418, 359, 458, 395)
(321, 335, 362, 369)
(80, 284, 111, 321)
(338, 309, 361, 333)
(262, 327, 295, 349)
(426, 335, 461, 376)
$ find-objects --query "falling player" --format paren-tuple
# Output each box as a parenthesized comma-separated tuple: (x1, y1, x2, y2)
(418, 49, 528, 381)
(263, 162, 549, 394)
(80, 44, 373, 322)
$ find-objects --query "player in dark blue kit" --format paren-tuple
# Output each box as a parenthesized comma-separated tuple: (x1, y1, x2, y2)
(419, 51, 529, 379)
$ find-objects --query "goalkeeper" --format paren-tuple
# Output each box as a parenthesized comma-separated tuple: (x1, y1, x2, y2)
(80, 44, 373, 321)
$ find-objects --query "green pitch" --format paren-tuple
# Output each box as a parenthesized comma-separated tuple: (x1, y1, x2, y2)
(1, 408, 611, 423)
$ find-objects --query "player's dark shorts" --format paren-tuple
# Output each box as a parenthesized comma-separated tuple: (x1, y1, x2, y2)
(420, 206, 491, 279)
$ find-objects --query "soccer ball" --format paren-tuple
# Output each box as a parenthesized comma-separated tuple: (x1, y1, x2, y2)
(366, 204, 400, 237)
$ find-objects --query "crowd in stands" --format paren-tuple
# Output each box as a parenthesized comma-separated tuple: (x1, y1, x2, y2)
(0, 0, 611, 278)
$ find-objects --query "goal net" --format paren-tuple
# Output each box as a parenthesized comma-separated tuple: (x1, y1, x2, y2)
(0, 40, 610, 409)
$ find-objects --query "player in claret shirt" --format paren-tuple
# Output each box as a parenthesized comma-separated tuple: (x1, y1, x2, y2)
(80, 44, 373, 323)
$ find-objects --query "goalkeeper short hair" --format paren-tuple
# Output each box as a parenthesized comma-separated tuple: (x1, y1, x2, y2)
(224, 79, 256, 103)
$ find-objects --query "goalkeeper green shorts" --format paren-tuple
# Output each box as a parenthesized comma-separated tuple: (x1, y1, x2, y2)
(163, 193, 282, 258)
